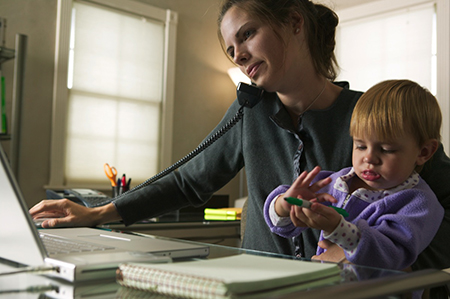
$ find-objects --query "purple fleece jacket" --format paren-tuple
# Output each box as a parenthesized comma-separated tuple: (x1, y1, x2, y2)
(264, 167, 444, 270)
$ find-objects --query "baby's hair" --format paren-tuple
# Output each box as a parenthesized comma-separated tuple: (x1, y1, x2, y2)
(350, 79, 442, 148)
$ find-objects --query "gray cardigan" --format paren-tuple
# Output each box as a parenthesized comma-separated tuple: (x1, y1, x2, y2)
(114, 83, 450, 276)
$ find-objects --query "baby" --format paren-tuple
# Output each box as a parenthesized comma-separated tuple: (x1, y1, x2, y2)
(264, 79, 444, 271)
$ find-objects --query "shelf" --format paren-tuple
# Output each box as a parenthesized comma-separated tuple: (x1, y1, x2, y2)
(0, 46, 15, 64)
(0, 34, 27, 176)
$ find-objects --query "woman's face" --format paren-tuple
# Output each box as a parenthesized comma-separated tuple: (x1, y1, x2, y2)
(220, 6, 298, 91)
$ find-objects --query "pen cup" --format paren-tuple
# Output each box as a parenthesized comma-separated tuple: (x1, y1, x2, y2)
(112, 186, 118, 198)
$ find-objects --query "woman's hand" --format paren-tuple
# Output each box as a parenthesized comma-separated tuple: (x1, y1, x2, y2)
(312, 240, 348, 263)
(29, 199, 121, 228)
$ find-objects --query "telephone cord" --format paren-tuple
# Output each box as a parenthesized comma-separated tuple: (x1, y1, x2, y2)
(114, 104, 246, 200)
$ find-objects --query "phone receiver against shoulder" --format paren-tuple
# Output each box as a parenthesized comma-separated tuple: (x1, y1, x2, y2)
(237, 82, 264, 108)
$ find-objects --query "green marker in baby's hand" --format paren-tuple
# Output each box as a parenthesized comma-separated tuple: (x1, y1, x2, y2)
(284, 197, 349, 217)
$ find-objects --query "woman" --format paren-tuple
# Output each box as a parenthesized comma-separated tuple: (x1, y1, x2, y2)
(31, 0, 450, 292)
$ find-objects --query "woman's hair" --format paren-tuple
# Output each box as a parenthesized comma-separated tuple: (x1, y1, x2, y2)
(217, 0, 339, 80)
(350, 79, 442, 147)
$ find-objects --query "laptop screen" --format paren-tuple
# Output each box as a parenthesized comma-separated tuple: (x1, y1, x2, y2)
(0, 145, 47, 266)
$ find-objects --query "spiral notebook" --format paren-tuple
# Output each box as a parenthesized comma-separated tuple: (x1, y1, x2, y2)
(116, 253, 341, 298)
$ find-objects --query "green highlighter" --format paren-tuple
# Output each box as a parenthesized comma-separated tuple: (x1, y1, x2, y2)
(284, 197, 349, 217)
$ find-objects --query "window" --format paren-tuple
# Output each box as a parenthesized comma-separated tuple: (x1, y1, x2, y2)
(48, 0, 177, 189)
(336, 1, 435, 92)
(335, 0, 450, 153)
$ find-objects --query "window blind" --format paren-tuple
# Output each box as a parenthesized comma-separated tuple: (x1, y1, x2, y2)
(336, 3, 436, 93)
(65, 1, 164, 184)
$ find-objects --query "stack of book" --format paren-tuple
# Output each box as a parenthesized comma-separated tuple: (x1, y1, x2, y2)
(204, 207, 242, 221)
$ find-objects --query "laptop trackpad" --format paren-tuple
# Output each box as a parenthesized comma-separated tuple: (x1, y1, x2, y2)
(77, 233, 185, 252)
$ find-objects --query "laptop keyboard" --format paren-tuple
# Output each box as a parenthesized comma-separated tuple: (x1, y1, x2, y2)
(40, 234, 115, 255)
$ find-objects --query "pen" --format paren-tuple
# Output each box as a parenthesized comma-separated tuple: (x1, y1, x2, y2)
(284, 196, 312, 208)
(121, 174, 127, 192)
(284, 197, 349, 217)
(116, 178, 122, 196)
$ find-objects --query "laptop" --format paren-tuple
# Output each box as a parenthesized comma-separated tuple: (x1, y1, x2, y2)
(0, 146, 209, 282)
(0, 262, 120, 298)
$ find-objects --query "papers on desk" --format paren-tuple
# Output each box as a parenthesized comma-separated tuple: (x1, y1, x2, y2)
(204, 207, 242, 220)
(116, 253, 341, 299)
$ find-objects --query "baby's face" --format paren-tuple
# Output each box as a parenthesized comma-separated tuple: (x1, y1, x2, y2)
(351, 133, 422, 191)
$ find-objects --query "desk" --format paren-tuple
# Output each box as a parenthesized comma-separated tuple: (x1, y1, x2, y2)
(100, 213, 241, 248)
(1, 232, 450, 299)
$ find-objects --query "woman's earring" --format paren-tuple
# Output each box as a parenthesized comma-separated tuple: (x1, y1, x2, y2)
(295, 28, 300, 34)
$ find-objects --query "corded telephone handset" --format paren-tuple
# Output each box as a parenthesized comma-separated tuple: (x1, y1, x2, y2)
(49, 82, 264, 206)
(46, 189, 111, 208)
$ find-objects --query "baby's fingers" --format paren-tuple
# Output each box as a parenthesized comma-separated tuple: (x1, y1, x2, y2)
(292, 166, 322, 189)
(315, 193, 338, 204)
(290, 206, 308, 227)
(309, 177, 332, 193)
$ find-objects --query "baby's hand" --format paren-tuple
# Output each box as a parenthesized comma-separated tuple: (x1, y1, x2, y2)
(290, 202, 341, 233)
(276, 166, 334, 218)
(284, 166, 332, 200)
